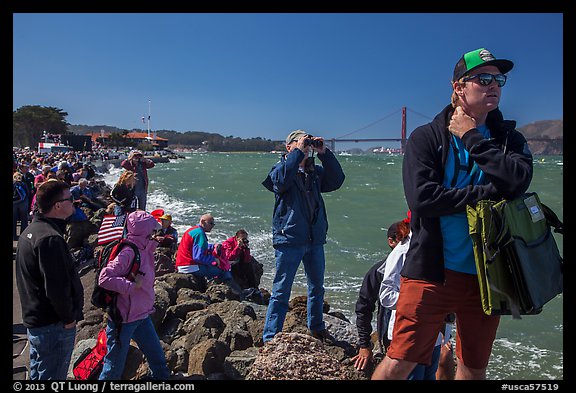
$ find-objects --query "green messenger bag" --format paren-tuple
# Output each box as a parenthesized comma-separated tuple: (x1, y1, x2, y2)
(467, 192, 563, 319)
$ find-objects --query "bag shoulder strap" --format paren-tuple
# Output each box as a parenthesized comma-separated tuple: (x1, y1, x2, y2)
(117, 239, 143, 280)
(541, 203, 563, 235)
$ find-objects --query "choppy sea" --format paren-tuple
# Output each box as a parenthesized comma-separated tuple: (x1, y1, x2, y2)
(100, 152, 563, 380)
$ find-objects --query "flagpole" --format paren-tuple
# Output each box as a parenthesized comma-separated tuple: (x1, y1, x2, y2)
(147, 99, 151, 139)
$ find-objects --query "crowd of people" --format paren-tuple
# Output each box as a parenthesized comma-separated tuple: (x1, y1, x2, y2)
(14, 46, 535, 381)
(13, 147, 262, 380)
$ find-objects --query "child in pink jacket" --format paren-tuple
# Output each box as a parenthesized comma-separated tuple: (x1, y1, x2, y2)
(98, 210, 170, 380)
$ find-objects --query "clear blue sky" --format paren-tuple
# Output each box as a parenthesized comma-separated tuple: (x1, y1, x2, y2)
(13, 13, 563, 149)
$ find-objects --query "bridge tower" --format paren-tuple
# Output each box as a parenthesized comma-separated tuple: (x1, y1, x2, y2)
(401, 106, 407, 153)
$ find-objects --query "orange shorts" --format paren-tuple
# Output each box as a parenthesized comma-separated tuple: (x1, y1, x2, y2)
(386, 269, 500, 369)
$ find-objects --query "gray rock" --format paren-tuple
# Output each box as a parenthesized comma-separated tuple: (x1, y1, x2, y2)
(223, 347, 259, 380)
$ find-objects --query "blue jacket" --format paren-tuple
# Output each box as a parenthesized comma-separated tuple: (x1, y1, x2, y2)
(262, 148, 345, 247)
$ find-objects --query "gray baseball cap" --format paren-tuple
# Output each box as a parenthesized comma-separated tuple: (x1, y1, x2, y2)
(285, 129, 308, 145)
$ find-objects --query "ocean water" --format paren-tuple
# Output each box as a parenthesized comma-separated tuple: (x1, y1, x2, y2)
(101, 152, 563, 380)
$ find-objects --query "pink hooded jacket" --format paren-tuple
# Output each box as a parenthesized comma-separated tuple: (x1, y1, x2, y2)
(98, 210, 160, 323)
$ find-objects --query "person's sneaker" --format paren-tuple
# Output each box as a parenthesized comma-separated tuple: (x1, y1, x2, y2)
(309, 329, 336, 345)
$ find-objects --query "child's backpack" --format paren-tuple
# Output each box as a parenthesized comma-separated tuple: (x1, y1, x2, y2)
(72, 328, 107, 380)
(91, 239, 142, 334)
(467, 192, 563, 319)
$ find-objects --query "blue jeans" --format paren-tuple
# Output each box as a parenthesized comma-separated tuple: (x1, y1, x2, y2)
(13, 199, 29, 240)
(408, 344, 441, 380)
(135, 191, 147, 212)
(28, 322, 76, 380)
(193, 264, 234, 282)
(99, 316, 169, 380)
(263, 243, 326, 342)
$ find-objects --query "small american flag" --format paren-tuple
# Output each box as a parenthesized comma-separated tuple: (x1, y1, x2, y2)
(97, 214, 127, 245)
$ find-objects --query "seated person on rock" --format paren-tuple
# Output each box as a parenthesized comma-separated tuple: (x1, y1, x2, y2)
(70, 178, 107, 212)
(175, 213, 241, 294)
(152, 213, 179, 276)
(221, 229, 260, 292)
(153, 213, 179, 255)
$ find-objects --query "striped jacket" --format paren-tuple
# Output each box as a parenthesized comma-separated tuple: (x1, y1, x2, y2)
(175, 225, 217, 268)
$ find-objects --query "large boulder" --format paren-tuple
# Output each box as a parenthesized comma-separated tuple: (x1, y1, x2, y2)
(246, 332, 357, 380)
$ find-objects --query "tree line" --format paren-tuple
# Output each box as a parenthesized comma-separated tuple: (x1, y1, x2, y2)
(13, 105, 283, 152)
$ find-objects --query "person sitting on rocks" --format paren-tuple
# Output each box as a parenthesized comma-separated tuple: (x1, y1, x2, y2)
(152, 213, 179, 276)
(221, 229, 260, 294)
(153, 213, 179, 254)
(175, 213, 241, 295)
(70, 178, 107, 212)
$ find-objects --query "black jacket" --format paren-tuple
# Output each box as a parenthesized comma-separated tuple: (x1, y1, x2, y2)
(15, 215, 84, 328)
(355, 259, 389, 350)
(402, 105, 533, 283)
(111, 183, 137, 212)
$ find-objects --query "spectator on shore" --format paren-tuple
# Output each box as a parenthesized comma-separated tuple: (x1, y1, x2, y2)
(34, 165, 52, 187)
(97, 210, 170, 380)
(175, 213, 241, 295)
(350, 220, 406, 373)
(70, 178, 107, 212)
(56, 169, 70, 186)
(121, 150, 155, 211)
(15, 180, 84, 380)
(375, 219, 454, 380)
(153, 213, 179, 251)
(18, 162, 36, 206)
(72, 166, 89, 184)
(13, 171, 30, 240)
(261, 129, 345, 343)
(111, 170, 138, 216)
(152, 213, 179, 276)
(371, 47, 532, 380)
(29, 161, 41, 176)
(221, 229, 259, 291)
(56, 161, 74, 185)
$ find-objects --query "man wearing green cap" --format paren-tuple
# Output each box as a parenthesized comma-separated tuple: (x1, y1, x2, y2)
(372, 48, 533, 380)
(261, 129, 345, 343)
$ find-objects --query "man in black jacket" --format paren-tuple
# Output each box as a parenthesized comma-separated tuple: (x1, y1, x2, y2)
(350, 223, 402, 372)
(16, 180, 84, 380)
(372, 48, 533, 380)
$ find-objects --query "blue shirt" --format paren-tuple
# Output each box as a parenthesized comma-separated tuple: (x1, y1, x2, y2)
(440, 125, 489, 274)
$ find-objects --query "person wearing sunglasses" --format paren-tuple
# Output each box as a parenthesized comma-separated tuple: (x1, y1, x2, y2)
(15, 180, 84, 379)
(372, 48, 533, 380)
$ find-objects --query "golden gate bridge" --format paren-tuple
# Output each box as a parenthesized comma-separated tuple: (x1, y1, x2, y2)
(323, 106, 561, 153)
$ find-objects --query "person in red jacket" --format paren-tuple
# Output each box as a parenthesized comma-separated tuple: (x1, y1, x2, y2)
(221, 229, 259, 290)
(120, 150, 155, 211)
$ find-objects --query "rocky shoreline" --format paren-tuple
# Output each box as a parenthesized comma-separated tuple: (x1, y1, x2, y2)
(71, 268, 367, 380)
(57, 161, 370, 380)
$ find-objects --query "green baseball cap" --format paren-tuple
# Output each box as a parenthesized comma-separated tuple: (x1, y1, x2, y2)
(453, 48, 514, 82)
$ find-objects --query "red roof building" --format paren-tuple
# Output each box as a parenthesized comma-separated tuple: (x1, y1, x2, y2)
(85, 131, 169, 149)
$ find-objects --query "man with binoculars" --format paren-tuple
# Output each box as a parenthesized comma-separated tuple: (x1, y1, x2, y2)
(262, 129, 346, 344)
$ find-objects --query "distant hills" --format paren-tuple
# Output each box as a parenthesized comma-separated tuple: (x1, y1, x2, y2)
(68, 119, 563, 155)
(517, 119, 563, 155)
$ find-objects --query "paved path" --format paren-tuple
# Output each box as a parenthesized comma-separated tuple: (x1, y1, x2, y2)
(13, 235, 29, 380)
